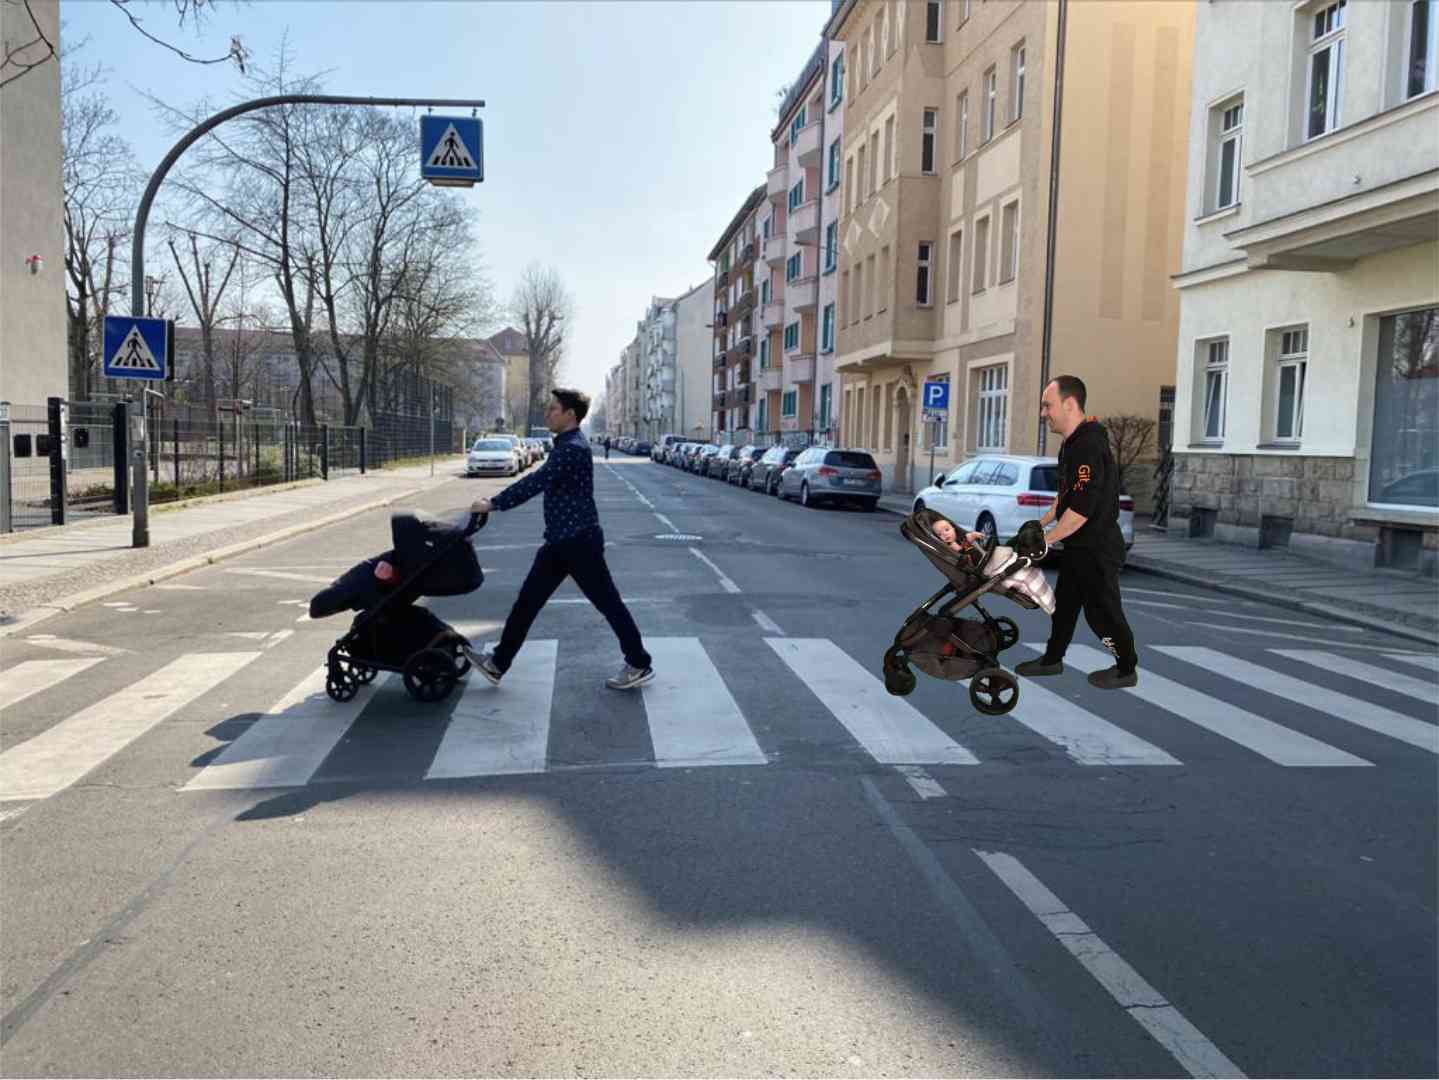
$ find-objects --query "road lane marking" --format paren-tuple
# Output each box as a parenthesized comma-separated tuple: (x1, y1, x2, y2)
(1123, 587, 1224, 604)
(0, 658, 106, 713)
(1270, 650, 1439, 706)
(23, 635, 128, 656)
(1387, 652, 1439, 673)
(1158, 646, 1438, 754)
(750, 608, 783, 634)
(426, 640, 556, 779)
(1060, 644, 1371, 767)
(767, 638, 979, 764)
(641, 638, 767, 768)
(1186, 621, 1408, 652)
(974, 849, 1246, 1079)
(2, 652, 260, 801)
(654, 512, 678, 531)
(688, 547, 741, 594)
(1126, 601, 1362, 632)
(184, 666, 388, 790)
(223, 568, 336, 585)
(895, 765, 946, 798)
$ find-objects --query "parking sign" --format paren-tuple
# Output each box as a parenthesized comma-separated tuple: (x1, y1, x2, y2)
(922, 379, 949, 422)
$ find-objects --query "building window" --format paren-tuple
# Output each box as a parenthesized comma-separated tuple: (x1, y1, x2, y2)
(786, 251, 802, 282)
(975, 364, 1008, 450)
(999, 200, 1019, 283)
(870, 385, 882, 449)
(865, 254, 877, 317)
(926, 0, 942, 43)
(1274, 327, 1309, 441)
(1306, 0, 1346, 140)
(788, 178, 805, 212)
(878, 248, 890, 312)
(822, 303, 836, 353)
(784, 322, 800, 352)
(1010, 42, 1026, 121)
(982, 67, 997, 142)
(880, 8, 889, 59)
(921, 108, 937, 173)
(820, 383, 833, 430)
(962, 0, 972, 23)
(869, 130, 880, 192)
(782, 389, 798, 418)
(759, 336, 771, 368)
(869, 21, 879, 77)
(883, 383, 894, 449)
(841, 270, 850, 324)
(946, 229, 963, 302)
(857, 144, 867, 200)
(845, 156, 855, 213)
(856, 260, 867, 321)
(1201, 338, 1229, 441)
(956, 91, 969, 158)
(883, 116, 895, 183)
(972, 216, 990, 292)
(761, 277, 771, 305)
(1211, 97, 1244, 212)
(828, 137, 841, 191)
(790, 105, 807, 146)
(757, 397, 768, 432)
(1370, 307, 1438, 506)
(824, 220, 838, 272)
(831, 55, 845, 107)
(1406, 0, 1438, 98)
(916, 242, 933, 305)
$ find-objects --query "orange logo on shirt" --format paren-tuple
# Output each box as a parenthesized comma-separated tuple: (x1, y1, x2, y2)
(1074, 464, 1091, 491)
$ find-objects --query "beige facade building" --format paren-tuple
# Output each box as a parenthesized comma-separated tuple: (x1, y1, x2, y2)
(484, 327, 530, 432)
(708, 185, 766, 441)
(826, 0, 1194, 504)
(0, 0, 65, 406)
(673, 280, 713, 442)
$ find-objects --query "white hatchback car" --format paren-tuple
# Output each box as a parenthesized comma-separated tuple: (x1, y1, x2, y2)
(912, 455, 1134, 550)
(466, 437, 521, 477)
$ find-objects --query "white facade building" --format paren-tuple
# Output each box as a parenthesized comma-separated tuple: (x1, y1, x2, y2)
(1170, 0, 1438, 575)
(673, 280, 713, 442)
(638, 295, 677, 439)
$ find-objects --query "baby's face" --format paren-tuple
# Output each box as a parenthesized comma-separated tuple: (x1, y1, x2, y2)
(932, 519, 958, 545)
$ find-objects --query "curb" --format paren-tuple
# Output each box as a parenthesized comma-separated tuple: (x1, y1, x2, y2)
(1124, 554, 1439, 647)
(0, 483, 432, 640)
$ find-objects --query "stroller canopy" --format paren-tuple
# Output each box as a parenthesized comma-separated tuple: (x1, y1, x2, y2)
(308, 510, 483, 619)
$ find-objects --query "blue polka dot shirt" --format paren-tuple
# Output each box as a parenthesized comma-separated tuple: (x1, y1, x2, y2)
(491, 428, 601, 542)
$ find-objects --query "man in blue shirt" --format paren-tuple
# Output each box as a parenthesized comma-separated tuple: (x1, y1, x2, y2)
(468, 388, 654, 690)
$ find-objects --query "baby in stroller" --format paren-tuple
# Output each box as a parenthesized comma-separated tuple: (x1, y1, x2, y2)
(882, 509, 1051, 715)
(308, 509, 488, 703)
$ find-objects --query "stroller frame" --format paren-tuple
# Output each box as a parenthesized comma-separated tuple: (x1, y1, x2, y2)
(324, 512, 488, 704)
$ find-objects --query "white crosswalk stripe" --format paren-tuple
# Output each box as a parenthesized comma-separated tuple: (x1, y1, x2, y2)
(426, 642, 556, 779)
(1157, 646, 1439, 754)
(184, 667, 390, 791)
(0, 658, 104, 713)
(766, 638, 979, 764)
(2, 652, 260, 801)
(1062, 645, 1371, 767)
(1271, 650, 1439, 706)
(1384, 651, 1439, 674)
(642, 638, 767, 768)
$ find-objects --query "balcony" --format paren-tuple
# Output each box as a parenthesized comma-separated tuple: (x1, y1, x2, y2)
(761, 301, 784, 329)
(739, 241, 756, 266)
(793, 120, 822, 169)
(713, 392, 727, 411)
(713, 351, 727, 370)
(715, 269, 730, 292)
(713, 310, 727, 336)
(763, 234, 786, 267)
(1227, 96, 1439, 272)
(766, 163, 789, 205)
(789, 198, 820, 243)
(790, 275, 819, 314)
(786, 353, 816, 383)
(757, 364, 783, 393)
(732, 288, 756, 319)
(733, 335, 754, 359)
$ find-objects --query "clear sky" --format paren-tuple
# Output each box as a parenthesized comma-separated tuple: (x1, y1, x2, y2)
(59, 0, 831, 401)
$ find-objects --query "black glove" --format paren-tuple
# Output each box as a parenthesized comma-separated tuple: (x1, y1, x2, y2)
(1010, 520, 1049, 560)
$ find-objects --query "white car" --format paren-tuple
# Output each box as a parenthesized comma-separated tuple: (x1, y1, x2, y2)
(912, 454, 1134, 550)
(466, 437, 520, 477)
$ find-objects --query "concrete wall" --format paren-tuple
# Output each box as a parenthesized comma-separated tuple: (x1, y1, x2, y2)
(0, 0, 66, 407)
(674, 280, 712, 442)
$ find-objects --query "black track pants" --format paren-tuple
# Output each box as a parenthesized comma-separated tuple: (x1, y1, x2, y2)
(1044, 548, 1138, 672)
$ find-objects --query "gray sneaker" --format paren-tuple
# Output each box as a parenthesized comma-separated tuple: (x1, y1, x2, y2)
(462, 643, 503, 685)
(605, 664, 655, 690)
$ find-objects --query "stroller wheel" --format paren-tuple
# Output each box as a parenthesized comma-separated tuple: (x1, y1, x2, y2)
(404, 648, 459, 703)
(994, 616, 1020, 651)
(353, 665, 378, 685)
(884, 664, 917, 697)
(969, 667, 1019, 716)
(449, 641, 472, 678)
(326, 672, 359, 703)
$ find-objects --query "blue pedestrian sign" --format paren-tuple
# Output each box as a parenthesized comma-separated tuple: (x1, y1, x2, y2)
(103, 316, 173, 381)
(922, 379, 949, 421)
(420, 115, 483, 186)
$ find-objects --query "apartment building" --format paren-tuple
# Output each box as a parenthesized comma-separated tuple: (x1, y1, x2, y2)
(605, 363, 624, 437)
(637, 296, 678, 440)
(673, 280, 714, 441)
(485, 327, 530, 431)
(707, 185, 767, 441)
(826, 0, 1193, 502)
(1169, 0, 1437, 575)
(761, 39, 848, 448)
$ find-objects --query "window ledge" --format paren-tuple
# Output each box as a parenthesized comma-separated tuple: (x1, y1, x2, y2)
(1256, 441, 1302, 450)
(1186, 441, 1225, 449)
(1195, 204, 1241, 226)
(998, 274, 1016, 286)
(1352, 504, 1439, 525)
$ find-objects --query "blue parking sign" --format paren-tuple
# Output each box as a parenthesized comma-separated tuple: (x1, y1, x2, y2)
(922, 380, 949, 413)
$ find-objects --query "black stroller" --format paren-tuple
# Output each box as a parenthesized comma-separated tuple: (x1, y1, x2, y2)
(309, 509, 488, 704)
(882, 509, 1046, 715)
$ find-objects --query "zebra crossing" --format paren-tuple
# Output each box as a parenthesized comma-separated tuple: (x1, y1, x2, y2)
(0, 636, 1435, 807)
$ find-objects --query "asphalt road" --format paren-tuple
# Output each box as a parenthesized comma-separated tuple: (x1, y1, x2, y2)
(2, 452, 1435, 1077)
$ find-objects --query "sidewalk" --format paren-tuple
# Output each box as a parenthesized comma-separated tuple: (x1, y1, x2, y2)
(0, 458, 473, 638)
(877, 493, 1439, 645)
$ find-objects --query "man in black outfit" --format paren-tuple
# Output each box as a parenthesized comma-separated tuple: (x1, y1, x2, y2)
(1015, 375, 1139, 689)
(468, 388, 654, 690)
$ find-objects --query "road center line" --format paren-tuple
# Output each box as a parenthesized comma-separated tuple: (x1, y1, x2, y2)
(750, 608, 782, 633)
(688, 547, 741, 594)
(654, 512, 678, 531)
(895, 765, 946, 798)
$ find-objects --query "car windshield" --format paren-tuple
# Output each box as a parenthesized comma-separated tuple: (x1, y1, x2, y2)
(825, 451, 876, 469)
(474, 440, 512, 451)
(1028, 465, 1059, 492)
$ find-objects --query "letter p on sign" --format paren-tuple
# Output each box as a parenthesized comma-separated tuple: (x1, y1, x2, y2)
(922, 380, 949, 412)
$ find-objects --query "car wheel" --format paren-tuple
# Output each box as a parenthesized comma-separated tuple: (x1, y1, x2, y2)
(978, 513, 998, 547)
(861, 499, 878, 513)
(800, 483, 814, 508)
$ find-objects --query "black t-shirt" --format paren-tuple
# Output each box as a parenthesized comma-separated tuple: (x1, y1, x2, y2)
(1056, 419, 1126, 564)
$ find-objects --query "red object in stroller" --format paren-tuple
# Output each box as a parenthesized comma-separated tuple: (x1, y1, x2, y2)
(883, 509, 1045, 715)
(309, 510, 488, 703)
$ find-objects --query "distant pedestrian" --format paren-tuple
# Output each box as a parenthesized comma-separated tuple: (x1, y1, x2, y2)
(603, 436, 610, 459)
(1015, 375, 1138, 689)
(468, 389, 654, 690)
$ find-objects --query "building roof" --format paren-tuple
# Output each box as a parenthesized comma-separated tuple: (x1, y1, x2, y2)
(771, 40, 828, 142)
(706, 184, 767, 262)
(486, 326, 527, 356)
(824, 0, 858, 38)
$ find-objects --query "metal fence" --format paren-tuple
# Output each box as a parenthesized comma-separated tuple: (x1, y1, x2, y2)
(1, 397, 459, 534)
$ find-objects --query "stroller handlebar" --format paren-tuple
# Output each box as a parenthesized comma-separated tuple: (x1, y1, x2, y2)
(464, 512, 489, 537)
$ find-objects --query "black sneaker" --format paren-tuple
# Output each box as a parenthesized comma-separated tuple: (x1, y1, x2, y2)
(463, 644, 503, 685)
(1088, 666, 1138, 690)
(605, 664, 655, 690)
(1015, 656, 1064, 677)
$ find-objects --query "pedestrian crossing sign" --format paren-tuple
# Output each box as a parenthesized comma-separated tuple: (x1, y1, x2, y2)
(420, 115, 483, 187)
(102, 316, 174, 381)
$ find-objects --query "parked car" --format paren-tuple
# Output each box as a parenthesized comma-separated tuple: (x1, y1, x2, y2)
(748, 445, 801, 494)
(778, 448, 883, 510)
(910, 454, 1135, 549)
(466, 436, 521, 477)
(690, 444, 720, 473)
(634, 440, 652, 456)
(728, 444, 767, 486)
(653, 434, 686, 462)
(520, 438, 544, 464)
(706, 444, 737, 478)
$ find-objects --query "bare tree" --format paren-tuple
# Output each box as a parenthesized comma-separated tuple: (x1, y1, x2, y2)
(168, 231, 241, 418)
(1103, 414, 1158, 492)
(511, 264, 573, 431)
